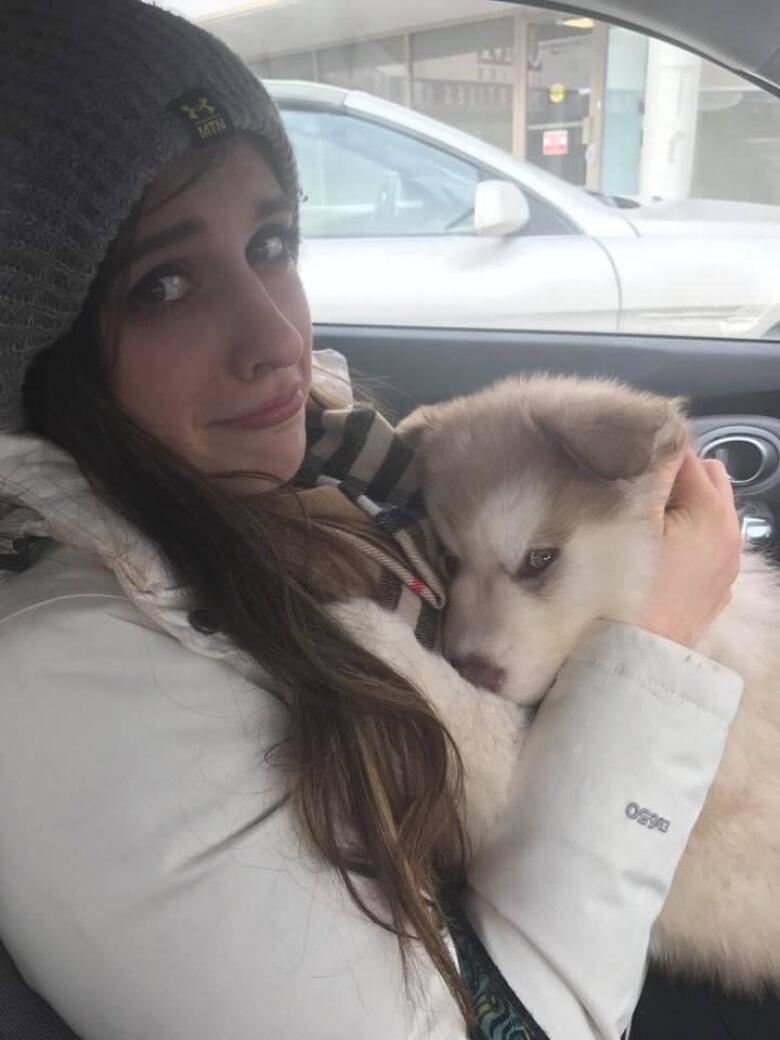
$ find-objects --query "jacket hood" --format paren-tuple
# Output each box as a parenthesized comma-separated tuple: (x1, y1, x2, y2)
(0, 349, 352, 661)
(0, 430, 240, 660)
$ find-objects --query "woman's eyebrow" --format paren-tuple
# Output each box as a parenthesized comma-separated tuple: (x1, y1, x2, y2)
(255, 195, 294, 221)
(124, 218, 206, 268)
(121, 195, 293, 270)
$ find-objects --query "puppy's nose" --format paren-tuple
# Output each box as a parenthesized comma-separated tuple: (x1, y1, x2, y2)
(452, 655, 506, 693)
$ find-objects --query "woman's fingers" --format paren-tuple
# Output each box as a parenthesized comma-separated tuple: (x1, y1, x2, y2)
(650, 443, 689, 521)
(637, 449, 742, 648)
(701, 457, 735, 500)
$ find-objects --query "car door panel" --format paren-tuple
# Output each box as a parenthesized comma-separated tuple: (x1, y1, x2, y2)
(313, 324, 780, 415)
(605, 236, 780, 337)
(299, 235, 620, 331)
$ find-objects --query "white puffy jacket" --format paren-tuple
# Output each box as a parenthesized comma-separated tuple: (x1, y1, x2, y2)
(0, 421, 741, 1040)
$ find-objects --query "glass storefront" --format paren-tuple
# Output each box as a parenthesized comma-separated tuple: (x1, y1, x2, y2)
(243, 6, 780, 205)
(692, 62, 780, 205)
(410, 18, 515, 152)
(317, 37, 408, 105)
(525, 19, 595, 184)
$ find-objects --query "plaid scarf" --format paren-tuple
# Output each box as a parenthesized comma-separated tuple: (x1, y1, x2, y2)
(294, 396, 446, 650)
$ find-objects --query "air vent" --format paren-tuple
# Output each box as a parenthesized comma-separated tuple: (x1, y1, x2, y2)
(701, 435, 779, 486)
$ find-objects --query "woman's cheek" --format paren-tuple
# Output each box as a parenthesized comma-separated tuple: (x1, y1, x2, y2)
(112, 322, 209, 439)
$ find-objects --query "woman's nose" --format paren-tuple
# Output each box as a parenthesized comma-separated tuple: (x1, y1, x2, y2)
(225, 269, 305, 380)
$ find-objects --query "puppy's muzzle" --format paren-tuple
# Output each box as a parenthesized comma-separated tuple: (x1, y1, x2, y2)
(452, 655, 506, 694)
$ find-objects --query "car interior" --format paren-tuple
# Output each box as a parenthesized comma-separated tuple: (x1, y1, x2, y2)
(325, 325, 780, 566)
(4, 0, 780, 1037)
(316, 2, 780, 1034)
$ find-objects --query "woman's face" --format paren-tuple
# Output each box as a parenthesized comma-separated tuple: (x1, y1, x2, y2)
(104, 137, 312, 488)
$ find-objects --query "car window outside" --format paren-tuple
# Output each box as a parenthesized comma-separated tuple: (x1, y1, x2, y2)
(170, 0, 780, 342)
(282, 108, 481, 236)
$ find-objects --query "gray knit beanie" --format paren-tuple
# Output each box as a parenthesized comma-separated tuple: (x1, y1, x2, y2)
(0, 0, 299, 433)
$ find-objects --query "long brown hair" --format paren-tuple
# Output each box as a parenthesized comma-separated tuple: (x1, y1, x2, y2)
(22, 141, 472, 1022)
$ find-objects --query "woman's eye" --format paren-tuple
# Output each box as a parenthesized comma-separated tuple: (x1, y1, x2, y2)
(440, 549, 461, 582)
(129, 268, 191, 307)
(247, 228, 295, 265)
(516, 547, 559, 580)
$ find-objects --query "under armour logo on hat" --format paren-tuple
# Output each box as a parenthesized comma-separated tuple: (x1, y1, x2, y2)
(169, 88, 234, 147)
(180, 97, 217, 121)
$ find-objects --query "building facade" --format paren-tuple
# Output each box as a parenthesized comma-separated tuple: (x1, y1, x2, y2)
(202, 2, 780, 205)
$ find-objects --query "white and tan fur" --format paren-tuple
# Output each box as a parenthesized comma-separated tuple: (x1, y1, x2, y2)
(332, 373, 780, 994)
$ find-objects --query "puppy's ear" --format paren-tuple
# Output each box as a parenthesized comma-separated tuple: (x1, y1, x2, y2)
(395, 403, 445, 451)
(533, 385, 686, 480)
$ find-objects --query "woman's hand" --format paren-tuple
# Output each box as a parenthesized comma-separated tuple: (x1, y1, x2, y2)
(638, 446, 742, 648)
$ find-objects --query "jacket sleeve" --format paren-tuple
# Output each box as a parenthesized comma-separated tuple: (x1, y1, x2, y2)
(462, 620, 742, 1040)
(0, 596, 740, 1040)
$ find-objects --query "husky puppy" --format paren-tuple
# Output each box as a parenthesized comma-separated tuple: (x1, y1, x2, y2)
(373, 373, 779, 993)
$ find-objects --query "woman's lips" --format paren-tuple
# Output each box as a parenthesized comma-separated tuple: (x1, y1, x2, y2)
(215, 386, 304, 430)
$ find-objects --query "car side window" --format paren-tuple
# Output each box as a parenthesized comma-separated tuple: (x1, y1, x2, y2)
(281, 107, 571, 238)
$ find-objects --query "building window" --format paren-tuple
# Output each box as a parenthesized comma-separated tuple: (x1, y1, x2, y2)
(692, 62, 780, 205)
(252, 51, 315, 81)
(410, 18, 515, 152)
(317, 37, 407, 104)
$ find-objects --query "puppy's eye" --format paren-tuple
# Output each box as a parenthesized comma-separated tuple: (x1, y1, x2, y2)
(440, 549, 461, 581)
(517, 547, 559, 579)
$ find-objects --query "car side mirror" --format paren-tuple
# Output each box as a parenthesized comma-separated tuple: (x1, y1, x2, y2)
(473, 180, 530, 236)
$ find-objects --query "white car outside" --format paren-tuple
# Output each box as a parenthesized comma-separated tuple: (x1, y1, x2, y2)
(267, 79, 780, 340)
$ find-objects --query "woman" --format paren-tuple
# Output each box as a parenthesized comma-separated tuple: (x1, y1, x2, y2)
(0, 1, 742, 1038)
